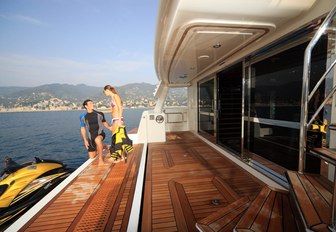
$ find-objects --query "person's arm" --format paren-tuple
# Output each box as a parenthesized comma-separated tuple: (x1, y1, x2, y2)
(103, 121, 112, 131)
(80, 127, 89, 149)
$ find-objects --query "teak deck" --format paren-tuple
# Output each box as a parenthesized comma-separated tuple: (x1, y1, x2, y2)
(19, 144, 143, 232)
(286, 171, 334, 231)
(15, 132, 301, 231)
(141, 132, 266, 231)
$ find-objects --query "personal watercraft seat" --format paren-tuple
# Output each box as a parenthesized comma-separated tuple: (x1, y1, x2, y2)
(3, 157, 24, 174)
(33, 157, 66, 166)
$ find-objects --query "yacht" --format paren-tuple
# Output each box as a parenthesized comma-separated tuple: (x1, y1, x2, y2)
(5, 0, 336, 231)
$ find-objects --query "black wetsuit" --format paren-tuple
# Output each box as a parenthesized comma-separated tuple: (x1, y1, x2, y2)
(80, 110, 106, 152)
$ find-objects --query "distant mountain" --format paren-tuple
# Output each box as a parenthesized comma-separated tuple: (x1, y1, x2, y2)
(0, 86, 29, 96)
(92, 82, 157, 102)
(1, 83, 101, 100)
(0, 83, 187, 109)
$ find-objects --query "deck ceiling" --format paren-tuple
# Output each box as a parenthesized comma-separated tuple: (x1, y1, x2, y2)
(155, 0, 317, 86)
(169, 25, 270, 84)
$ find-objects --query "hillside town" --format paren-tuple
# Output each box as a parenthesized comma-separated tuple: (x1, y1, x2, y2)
(0, 83, 188, 112)
(0, 96, 187, 112)
(0, 97, 153, 112)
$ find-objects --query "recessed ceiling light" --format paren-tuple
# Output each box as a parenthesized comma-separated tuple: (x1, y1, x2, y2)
(196, 30, 253, 36)
(198, 55, 210, 59)
(213, 43, 221, 48)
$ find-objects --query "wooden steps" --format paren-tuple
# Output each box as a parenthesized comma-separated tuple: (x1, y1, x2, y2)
(235, 186, 297, 232)
(286, 171, 332, 232)
(196, 186, 298, 232)
(169, 176, 243, 232)
(311, 147, 336, 165)
(196, 196, 250, 232)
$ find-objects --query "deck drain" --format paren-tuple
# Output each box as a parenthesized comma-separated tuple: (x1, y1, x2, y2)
(211, 199, 220, 205)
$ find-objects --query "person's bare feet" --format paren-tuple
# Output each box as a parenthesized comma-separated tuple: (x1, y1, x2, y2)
(103, 144, 110, 151)
(98, 158, 105, 166)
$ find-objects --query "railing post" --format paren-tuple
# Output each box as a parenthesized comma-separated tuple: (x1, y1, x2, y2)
(298, 48, 311, 174)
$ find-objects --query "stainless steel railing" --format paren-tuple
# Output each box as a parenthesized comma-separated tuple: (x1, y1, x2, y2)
(298, 5, 336, 174)
(298, 5, 336, 230)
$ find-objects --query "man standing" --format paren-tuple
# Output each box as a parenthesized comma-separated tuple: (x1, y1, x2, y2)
(80, 99, 111, 165)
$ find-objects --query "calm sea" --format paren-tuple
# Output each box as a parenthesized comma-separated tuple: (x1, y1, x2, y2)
(0, 108, 149, 173)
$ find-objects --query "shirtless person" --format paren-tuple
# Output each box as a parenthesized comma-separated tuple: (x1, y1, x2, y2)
(80, 99, 111, 165)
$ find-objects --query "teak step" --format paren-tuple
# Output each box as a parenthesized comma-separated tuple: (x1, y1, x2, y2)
(286, 171, 332, 232)
(311, 147, 336, 165)
(235, 186, 298, 232)
(196, 196, 250, 232)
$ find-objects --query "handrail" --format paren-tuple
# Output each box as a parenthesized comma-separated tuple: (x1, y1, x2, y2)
(308, 84, 336, 128)
(298, 5, 336, 174)
(298, 4, 336, 231)
(308, 59, 336, 102)
(307, 59, 336, 128)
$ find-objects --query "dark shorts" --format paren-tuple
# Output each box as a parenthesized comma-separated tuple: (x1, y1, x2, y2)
(87, 132, 106, 152)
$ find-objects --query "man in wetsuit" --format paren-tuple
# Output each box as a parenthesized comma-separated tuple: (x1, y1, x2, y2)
(80, 99, 111, 165)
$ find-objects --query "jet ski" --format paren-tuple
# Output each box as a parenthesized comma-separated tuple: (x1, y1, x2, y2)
(0, 156, 71, 227)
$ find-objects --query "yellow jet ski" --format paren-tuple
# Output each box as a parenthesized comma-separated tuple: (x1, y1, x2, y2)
(0, 156, 71, 228)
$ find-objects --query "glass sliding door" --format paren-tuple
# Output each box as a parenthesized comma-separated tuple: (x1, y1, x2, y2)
(217, 62, 243, 154)
(245, 37, 327, 172)
(198, 79, 216, 139)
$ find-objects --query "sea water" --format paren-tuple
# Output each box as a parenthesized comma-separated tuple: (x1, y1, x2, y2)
(0, 108, 149, 173)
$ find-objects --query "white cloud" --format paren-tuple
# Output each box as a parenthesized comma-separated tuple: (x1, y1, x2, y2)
(0, 13, 48, 26)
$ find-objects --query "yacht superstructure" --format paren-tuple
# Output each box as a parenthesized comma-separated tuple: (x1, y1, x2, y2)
(6, 0, 336, 231)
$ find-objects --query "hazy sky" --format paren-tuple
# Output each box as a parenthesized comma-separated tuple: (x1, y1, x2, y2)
(0, 0, 159, 87)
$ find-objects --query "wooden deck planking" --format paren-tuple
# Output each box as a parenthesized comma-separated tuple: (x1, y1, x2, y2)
(286, 171, 332, 231)
(233, 185, 298, 232)
(196, 196, 251, 232)
(20, 144, 143, 232)
(142, 132, 264, 232)
(9, 131, 315, 231)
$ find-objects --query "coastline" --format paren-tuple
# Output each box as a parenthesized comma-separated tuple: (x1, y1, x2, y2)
(0, 106, 151, 113)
